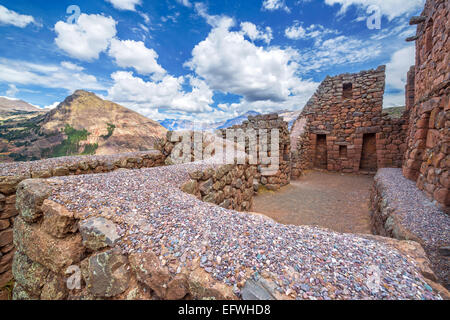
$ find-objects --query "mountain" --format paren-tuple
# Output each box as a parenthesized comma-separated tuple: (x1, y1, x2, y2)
(0, 90, 167, 162)
(216, 111, 261, 129)
(159, 111, 261, 131)
(0, 97, 41, 115)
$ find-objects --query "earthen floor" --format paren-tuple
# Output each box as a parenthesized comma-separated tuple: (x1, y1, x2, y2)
(253, 170, 374, 234)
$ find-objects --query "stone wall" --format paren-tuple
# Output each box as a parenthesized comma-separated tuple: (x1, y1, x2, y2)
(370, 168, 449, 293)
(402, 0, 449, 212)
(9, 161, 445, 300)
(181, 164, 257, 212)
(290, 66, 409, 177)
(160, 113, 291, 192)
(0, 150, 165, 294)
(220, 113, 291, 191)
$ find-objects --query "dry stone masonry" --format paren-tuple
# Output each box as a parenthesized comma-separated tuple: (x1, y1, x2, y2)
(9, 160, 445, 300)
(291, 66, 409, 176)
(0, 150, 165, 290)
(219, 113, 291, 191)
(402, 0, 449, 212)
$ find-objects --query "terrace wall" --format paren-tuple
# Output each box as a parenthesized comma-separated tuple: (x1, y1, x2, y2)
(402, 0, 449, 212)
(0, 151, 165, 292)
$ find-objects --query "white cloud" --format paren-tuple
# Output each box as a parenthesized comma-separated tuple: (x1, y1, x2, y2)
(262, 0, 290, 13)
(285, 23, 338, 41)
(0, 5, 35, 28)
(6, 84, 18, 97)
(106, 71, 214, 116)
(176, 0, 192, 7)
(186, 15, 316, 103)
(0, 58, 105, 92)
(55, 14, 117, 61)
(106, 0, 141, 11)
(324, 0, 425, 20)
(60, 61, 84, 71)
(240, 22, 273, 44)
(43, 102, 60, 110)
(386, 46, 415, 90)
(296, 35, 382, 73)
(108, 39, 166, 78)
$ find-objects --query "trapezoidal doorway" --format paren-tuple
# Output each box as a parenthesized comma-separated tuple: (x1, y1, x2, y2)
(314, 134, 328, 169)
(360, 133, 377, 171)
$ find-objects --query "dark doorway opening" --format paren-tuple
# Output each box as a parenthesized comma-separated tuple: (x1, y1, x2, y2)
(314, 134, 328, 169)
(343, 83, 353, 99)
(360, 133, 377, 171)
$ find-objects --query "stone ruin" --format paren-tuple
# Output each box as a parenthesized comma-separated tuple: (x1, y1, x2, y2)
(401, 0, 449, 212)
(290, 65, 409, 177)
(0, 0, 448, 301)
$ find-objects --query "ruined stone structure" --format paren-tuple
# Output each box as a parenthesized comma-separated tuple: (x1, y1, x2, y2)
(0, 151, 165, 292)
(220, 113, 291, 191)
(8, 159, 445, 300)
(402, 0, 449, 212)
(161, 114, 291, 192)
(291, 66, 409, 177)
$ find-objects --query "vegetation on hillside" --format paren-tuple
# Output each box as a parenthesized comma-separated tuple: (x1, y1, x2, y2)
(48, 124, 98, 158)
(101, 123, 116, 139)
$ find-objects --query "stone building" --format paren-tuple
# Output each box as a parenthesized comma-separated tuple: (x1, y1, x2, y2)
(402, 0, 449, 212)
(291, 66, 408, 177)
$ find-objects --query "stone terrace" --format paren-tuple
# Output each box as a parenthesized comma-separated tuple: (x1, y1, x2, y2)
(11, 160, 444, 300)
(371, 168, 450, 290)
(0, 150, 165, 290)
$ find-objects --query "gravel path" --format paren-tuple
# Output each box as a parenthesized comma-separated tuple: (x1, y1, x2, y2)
(46, 163, 441, 300)
(253, 171, 373, 234)
(375, 168, 450, 288)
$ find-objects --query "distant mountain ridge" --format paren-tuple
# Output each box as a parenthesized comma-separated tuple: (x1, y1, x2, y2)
(0, 90, 167, 162)
(0, 97, 41, 115)
(159, 110, 301, 131)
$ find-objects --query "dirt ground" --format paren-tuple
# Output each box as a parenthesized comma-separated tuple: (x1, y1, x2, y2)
(252, 170, 374, 234)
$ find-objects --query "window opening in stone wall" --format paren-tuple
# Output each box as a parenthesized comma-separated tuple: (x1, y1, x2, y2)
(339, 145, 347, 158)
(343, 83, 353, 99)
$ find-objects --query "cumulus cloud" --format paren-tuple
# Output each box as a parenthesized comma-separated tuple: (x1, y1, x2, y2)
(0, 58, 105, 92)
(43, 102, 60, 110)
(386, 46, 415, 90)
(324, 0, 425, 20)
(106, 71, 214, 116)
(185, 15, 315, 103)
(55, 14, 117, 61)
(0, 5, 35, 28)
(262, 0, 290, 13)
(106, 0, 142, 11)
(108, 39, 166, 78)
(240, 22, 273, 44)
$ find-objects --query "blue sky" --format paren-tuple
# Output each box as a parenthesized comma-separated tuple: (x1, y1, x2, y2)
(0, 0, 424, 122)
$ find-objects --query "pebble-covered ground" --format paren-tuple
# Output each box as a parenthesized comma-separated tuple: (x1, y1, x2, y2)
(44, 162, 443, 300)
(375, 168, 450, 288)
